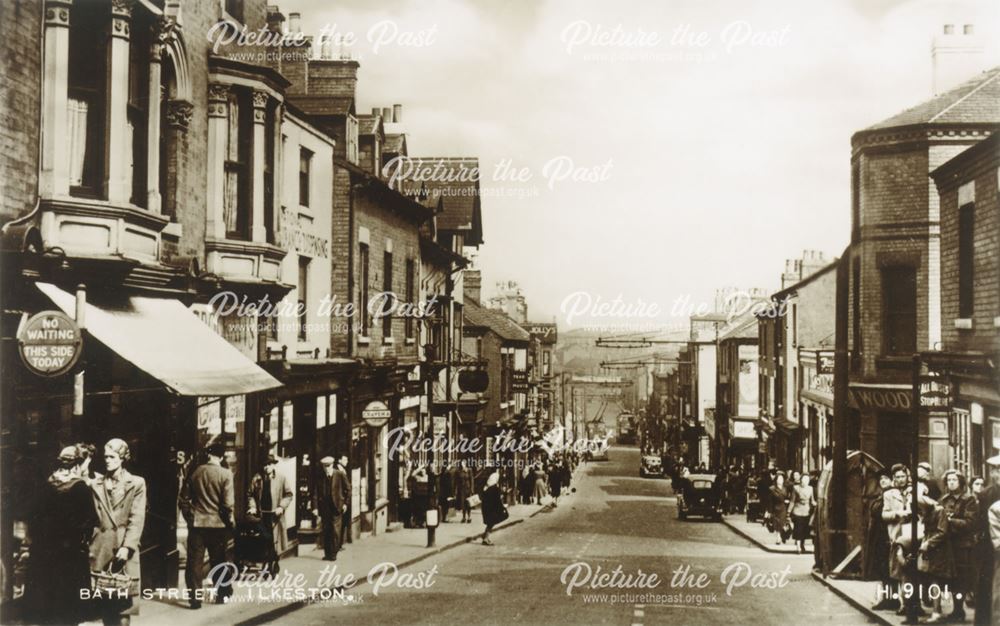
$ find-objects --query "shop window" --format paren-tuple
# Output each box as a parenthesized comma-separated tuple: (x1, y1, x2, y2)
(382, 250, 393, 338)
(298, 257, 309, 341)
(299, 147, 312, 208)
(224, 89, 251, 240)
(958, 203, 975, 318)
(359, 242, 370, 336)
(67, 4, 107, 197)
(881, 265, 917, 355)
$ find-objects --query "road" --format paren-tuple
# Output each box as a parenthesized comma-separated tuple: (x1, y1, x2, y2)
(285, 447, 873, 625)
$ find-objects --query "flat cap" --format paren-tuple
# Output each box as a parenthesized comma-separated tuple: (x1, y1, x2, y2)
(986, 455, 1000, 467)
(320, 456, 335, 465)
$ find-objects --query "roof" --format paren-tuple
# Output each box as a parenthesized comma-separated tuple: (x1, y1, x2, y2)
(771, 259, 838, 301)
(859, 66, 1000, 133)
(719, 311, 759, 341)
(930, 132, 1000, 185)
(357, 114, 382, 136)
(463, 298, 530, 342)
(398, 157, 483, 245)
(384, 134, 407, 155)
(287, 95, 355, 117)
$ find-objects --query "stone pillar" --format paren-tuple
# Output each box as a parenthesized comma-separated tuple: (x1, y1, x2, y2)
(162, 99, 192, 219)
(104, 0, 133, 203)
(206, 84, 229, 240)
(251, 90, 268, 243)
(41, 0, 73, 198)
(145, 17, 172, 213)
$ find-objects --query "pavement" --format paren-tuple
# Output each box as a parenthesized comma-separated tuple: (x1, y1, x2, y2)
(811, 571, 978, 626)
(721, 514, 814, 554)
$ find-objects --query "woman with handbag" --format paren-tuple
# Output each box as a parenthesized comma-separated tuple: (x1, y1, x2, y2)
(89, 438, 147, 626)
(789, 473, 816, 553)
(481, 471, 507, 545)
(769, 472, 790, 544)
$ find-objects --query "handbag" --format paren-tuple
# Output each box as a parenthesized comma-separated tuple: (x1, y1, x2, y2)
(497, 505, 510, 524)
(91, 560, 134, 596)
(466, 494, 481, 508)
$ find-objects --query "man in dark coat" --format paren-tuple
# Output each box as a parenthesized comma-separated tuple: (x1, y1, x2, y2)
(180, 442, 235, 608)
(975, 456, 1000, 625)
(312, 456, 349, 561)
(27, 446, 98, 625)
(438, 462, 453, 522)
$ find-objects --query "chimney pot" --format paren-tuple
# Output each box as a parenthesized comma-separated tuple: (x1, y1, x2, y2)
(392, 104, 402, 123)
(943, 24, 954, 35)
(289, 12, 301, 34)
(963, 24, 974, 35)
(382, 107, 393, 123)
(372, 107, 381, 117)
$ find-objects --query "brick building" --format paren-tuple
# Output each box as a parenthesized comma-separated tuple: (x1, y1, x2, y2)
(926, 132, 1000, 479)
(839, 66, 1000, 475)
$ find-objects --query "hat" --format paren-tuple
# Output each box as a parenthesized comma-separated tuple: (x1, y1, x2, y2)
(58, 446, 81, 464)
(266, 452, 279, 464)
(320, 456, 335, 466)
(918, 462, 931, 472)
(986, 455, 1000, 467)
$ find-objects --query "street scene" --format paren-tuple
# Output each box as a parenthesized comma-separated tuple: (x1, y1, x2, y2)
(1, 0, 1000, 625)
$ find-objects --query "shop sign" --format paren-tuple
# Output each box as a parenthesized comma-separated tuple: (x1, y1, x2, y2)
(362, 400, 391, 428)
(512, 371, 528, 391)
(731, 420, 756, 439)
(919, 376, 951, 410)
(527, 323, 557, 345)
(17, 311, 83, 377)
(225, 395, 245, 432)
(848, 385, 911, 412)
(433, 415, 448, 437)
(316, 395, 327, 429)
(282, 402, 294, 440)
(808, 374, 834, 395)
(817, 352, 834, 374)
(198, 397, 222, 435)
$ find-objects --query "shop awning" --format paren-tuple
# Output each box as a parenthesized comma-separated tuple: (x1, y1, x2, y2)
(37, 282, 281, 397)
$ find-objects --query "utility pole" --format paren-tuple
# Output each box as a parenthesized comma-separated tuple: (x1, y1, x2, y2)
(830, 252, 850, 571)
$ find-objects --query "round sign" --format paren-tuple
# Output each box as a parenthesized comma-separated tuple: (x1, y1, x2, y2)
(17, 310, 83, 377)
(361, 400, 391, 428)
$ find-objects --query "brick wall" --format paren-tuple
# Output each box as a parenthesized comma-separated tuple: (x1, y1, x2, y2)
(0, 0, 41, 222)
(937, 139, 1000, 354)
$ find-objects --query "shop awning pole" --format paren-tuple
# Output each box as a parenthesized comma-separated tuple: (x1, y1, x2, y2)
(73, 284, 86, 416)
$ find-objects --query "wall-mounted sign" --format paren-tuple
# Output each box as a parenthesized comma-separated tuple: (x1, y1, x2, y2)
(512, 371, 528, 391)
(18, 311, 83, 377)
(433, 415, 448, 437)
(731, 420, 756, 440)
(361, 400, 391, 428)
(848, 385, 911, 412)
(527, 323, 558, 345)
(458, 370, 489, 393)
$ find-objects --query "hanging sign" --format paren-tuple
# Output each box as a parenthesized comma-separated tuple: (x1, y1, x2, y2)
(362, 400, 391, 428)
(18, 311, 83, 377)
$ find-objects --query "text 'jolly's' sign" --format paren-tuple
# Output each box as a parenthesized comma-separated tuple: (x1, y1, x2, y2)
(17, 311, 83, 376)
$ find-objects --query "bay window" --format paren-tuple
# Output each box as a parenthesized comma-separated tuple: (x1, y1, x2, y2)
(224, 89, 251, 239)
(67, 3, 107, 196)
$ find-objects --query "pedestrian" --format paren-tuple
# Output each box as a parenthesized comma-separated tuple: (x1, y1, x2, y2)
(25, 445, 99, 625)
(869, 470, 897, 611)
(410, 464, 429, 527)
(882, 463, 912, 611)
(89, 438, 147, 626)
(769, 472, 790, 543)
(789, 473, 815, 554)
(971, 476, 985, 497)
(338, 456, 352, 547)
(533, 462, 548, 505)
(247, 452, 293, 575)
(758, 467, 774, 527)
(548, 462, 563, 506)
(455, 460, 474, 523)
(180, 441, 236, 609)
(520, 462, 533, 504)
(481, 471, 507, 545)
(988, 499, 1000, 625)
(938, 469, 976, 622)
(438, 461, 453, 522)
(975, 456, 1000, 626)
(919, 461, 943, 501)
(917, 492, 952, 624)
(312, 456, 349, 561)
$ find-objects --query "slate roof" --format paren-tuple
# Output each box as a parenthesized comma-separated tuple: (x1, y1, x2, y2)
(286, 95, 354, 116)
(357, 114, 382, 136)
(400, 157, 483, 244)
(862, 66, 1000, 132)
(384, 134, 407, 154)
(464, 298, 530, 342)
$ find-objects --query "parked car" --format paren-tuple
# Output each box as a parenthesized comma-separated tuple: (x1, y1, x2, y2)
(640, 455, 663, 477)
(676, 473, 722, 521)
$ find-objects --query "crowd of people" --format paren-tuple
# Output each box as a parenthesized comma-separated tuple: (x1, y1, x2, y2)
(866, 457, 1000, 624)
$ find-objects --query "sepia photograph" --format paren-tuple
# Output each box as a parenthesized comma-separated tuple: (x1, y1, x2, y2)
(1, 0, 999, 624)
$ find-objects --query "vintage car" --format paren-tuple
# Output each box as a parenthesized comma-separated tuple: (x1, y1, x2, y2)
(640, 455, 663, 477)
(676, 473, 722, 521)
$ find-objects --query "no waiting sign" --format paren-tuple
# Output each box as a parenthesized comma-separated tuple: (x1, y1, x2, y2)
(18, 311, 83, 377)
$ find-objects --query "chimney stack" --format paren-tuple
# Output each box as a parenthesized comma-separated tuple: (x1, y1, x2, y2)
(932, 21, 986, 95)
(464, 270, 482, 303)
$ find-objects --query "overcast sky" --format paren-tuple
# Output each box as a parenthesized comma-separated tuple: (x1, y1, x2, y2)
(282, 0, 999, 330)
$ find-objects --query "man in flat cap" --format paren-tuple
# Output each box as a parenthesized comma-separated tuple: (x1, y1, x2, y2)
(974, 455, 1000, 625)
(180, 442, 235, 608)
(313, 456, 349, 561)
(247, 452, 293, 574)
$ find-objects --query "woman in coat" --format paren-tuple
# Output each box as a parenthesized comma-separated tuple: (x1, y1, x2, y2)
(454, 460, 474, 523)
(769, 472, 790, 544)
(917, 495, 953, 624)
(867, 471, 896, 610)
(532, 463, 548, 505)
(27, 445, 99, 625)
(90, 438, 147, 626)
(247, 453, 293, 574)
(481, 471, 506, 545)
(938, 469, 977, 622)
(548, 462, 564, 506)
(789, 473, 815, 553)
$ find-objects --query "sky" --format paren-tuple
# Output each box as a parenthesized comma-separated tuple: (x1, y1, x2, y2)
(281, 0, 999, 330)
